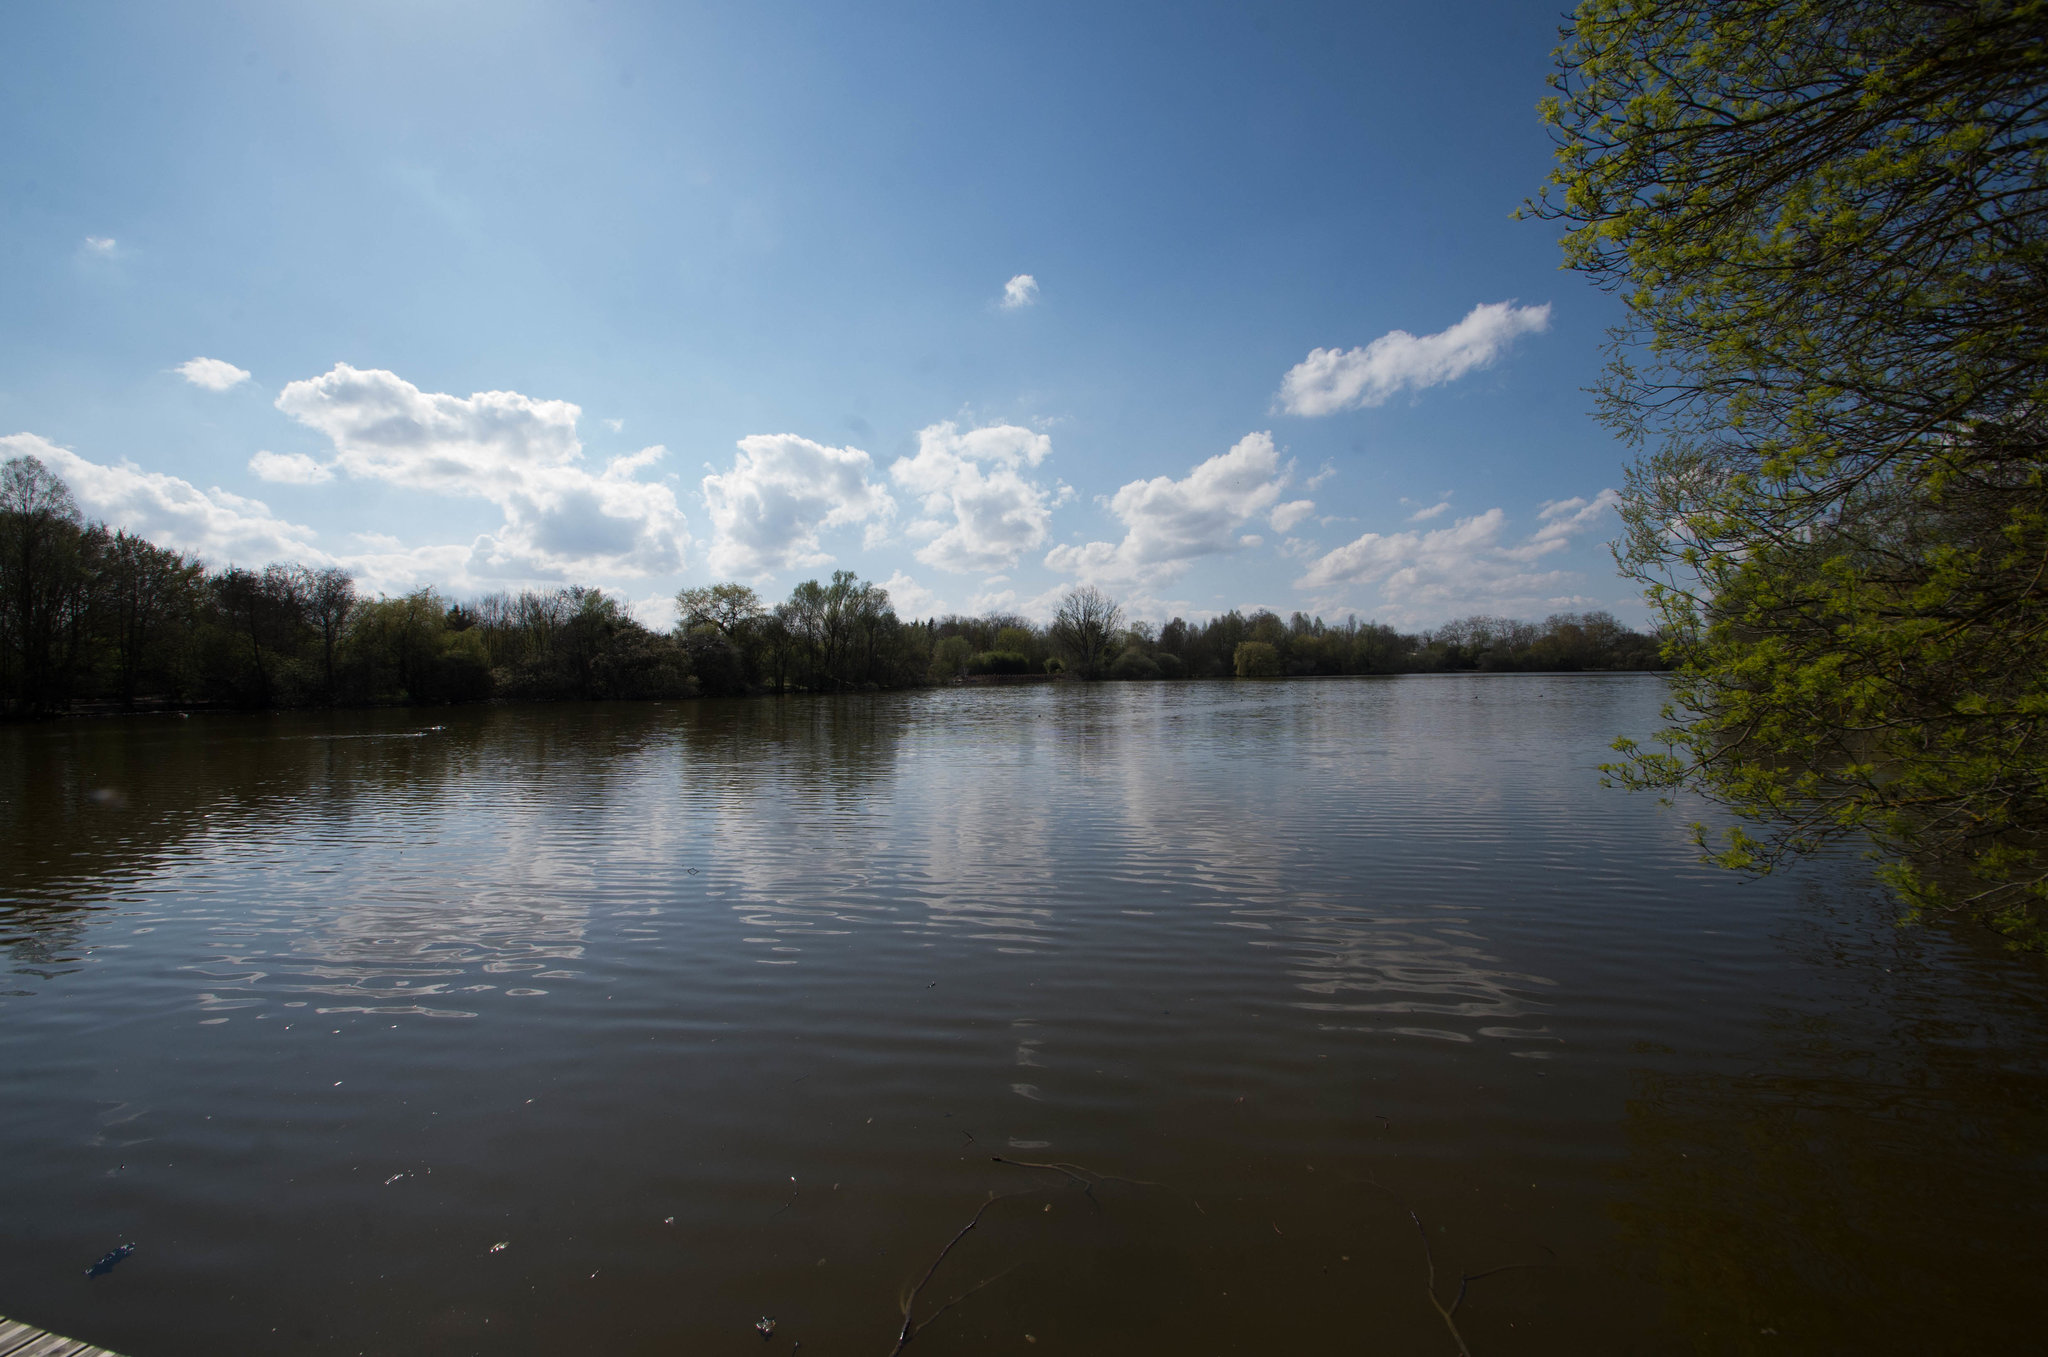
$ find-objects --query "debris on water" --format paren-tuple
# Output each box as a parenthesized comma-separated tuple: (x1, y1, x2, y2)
(384, 1172, 409, 1186)
(489, 1241, 509, 1254)
(86, 1244, 135, 1278)
(663, 1216, 675, 1225)
(754, 1316, 776, 1339)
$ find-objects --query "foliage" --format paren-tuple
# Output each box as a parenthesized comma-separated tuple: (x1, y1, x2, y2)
(969, 650, 1033, 676)
(1, 459, 1669, 717)
(1233, 640, 1282, 678)
(676, 583, 764, 639)
(0, 456, 90, 714)
(1050, 586, 1125, 679)
(1532, 0, 2048, 939)
(929, 634, 973, 681)
(774, 570, 924, 691)
(0, 458, 700, 711)
(1135, 607, 1660, 679)
(1109, 648, 1161, 680)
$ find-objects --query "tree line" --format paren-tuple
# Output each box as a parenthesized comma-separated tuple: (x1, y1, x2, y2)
(923, 586, 1662, 681)
(1, 456, 1663, 717)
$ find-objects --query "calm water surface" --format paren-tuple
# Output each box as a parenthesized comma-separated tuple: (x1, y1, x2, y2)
(2, 676, 2043, 1355)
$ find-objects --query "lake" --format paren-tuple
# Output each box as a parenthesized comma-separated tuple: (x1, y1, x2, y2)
(2, 675, 2043, 1355)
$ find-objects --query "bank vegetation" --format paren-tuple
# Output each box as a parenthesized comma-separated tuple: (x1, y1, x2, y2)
(1, 458, 1662, 718)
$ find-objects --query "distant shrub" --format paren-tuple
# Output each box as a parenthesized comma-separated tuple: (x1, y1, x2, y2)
(993, 626, 1037, 658)
(930, 635, 973, 680)
(968, 650, 1032, 675)
(1110, 650, 1161, 680)
(1233, 640, 1282, 678)
(1152, 651, 1186, 680)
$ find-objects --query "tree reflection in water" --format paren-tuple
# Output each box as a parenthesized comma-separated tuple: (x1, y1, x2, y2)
(1613, 899, 2048, 1353)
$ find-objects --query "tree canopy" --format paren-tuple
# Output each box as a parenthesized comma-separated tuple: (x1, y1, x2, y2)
(1050, 586, 1125, 679)
(1532, 0, 2048, 940)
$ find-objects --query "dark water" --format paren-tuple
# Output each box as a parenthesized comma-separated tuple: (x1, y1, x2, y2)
(1, 676, 2043, 1356)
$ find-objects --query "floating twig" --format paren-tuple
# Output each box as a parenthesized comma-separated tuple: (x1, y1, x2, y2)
(1359, 1180, 1551, 1356)
(991, 1155, 1194, 1214)
(774, 1176, 799, 1215)
(889, 1191, 1032, 1355)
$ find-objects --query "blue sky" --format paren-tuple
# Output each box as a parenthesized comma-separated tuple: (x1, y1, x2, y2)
(0, 0, 1636, 628)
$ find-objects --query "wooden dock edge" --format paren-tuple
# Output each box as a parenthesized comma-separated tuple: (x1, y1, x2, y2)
(0, 1315, 128, 1357)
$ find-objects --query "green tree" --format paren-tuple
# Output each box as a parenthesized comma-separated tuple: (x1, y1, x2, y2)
(343, 589, 448, 702)
(676, 583, 764, 639)
(993, 625, 1040, 665)
(1533, 0, 2048, 939)
(1233, 640, 1282, 678)
(298, 565, 356, 704)
(104, 532, 204, 707)
(775, 571, 905, 690)
(930, 634, 972, 680)
(0, 456, 93, 714)
(1110, 648, 1161, 680)
(1050, 586, 1124, 679)
(210, 564, 309, 706)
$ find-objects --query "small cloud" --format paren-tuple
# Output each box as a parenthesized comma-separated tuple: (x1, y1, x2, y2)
(177, 357, 252, 392)
(1270, 499, 1316, 532)
(83, 236, 117, 255)
(880, 570, 946, 619)
(1000, 274, 1040, 310)
(1508, 488, 1620, 560)
(248, 450, 333, 484)
(1305, 461, 1338, 491)
(603, 417, 624, 432)
(1276, 301, 1551, 417)
(1407, 499, 1451, 522)
(626, 592, 679, 628)
(1044, 431, 1296, 586)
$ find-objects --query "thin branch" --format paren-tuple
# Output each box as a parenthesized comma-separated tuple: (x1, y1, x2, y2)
(888, 1191, 1034, 1355)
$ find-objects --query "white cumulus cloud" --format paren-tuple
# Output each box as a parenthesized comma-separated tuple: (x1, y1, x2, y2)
(890, 422, 1061, 574)
(3, 432, 327, 567)
(248, 450, 333, 484)
(700, 433, 894, 577)
(83, 236, 117, 255)
(879, 570, 947, 619)
(276, 362, 689, 580)
(176, 357, 252, 392)
(1514, 490, 1622, 558)
(1292, 489, 1619, 623)
(1270, 499, 1316, 532)
(1276, 301, 1552, 417)
(1000, 274, 1039, 309)
(1043, 431, 1302, 585)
